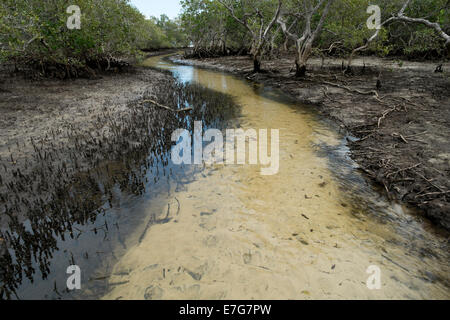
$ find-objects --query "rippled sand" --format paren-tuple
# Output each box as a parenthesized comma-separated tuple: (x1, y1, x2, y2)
(101, 55, 449, 300)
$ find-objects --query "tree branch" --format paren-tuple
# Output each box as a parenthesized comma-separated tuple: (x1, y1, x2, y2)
(347, 0, 449, 70)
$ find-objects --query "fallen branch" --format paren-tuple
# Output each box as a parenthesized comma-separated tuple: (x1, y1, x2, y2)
(392, 132, 408, 144)
(413, 171, 445, 193)
(141, 99, 193, 112)
(377, 105, 399, 128)
(386, 163, 421, 178)
(321, 80, 379, 98)
(415, 191, 450, 198)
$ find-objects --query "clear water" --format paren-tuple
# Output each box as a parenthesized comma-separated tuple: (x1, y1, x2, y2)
(8, 54, 449, 300)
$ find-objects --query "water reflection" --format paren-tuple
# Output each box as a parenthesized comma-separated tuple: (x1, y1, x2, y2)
(0, 76, 241, 299)
(2, 53, 448, 300)
(99, 54, 449, 300)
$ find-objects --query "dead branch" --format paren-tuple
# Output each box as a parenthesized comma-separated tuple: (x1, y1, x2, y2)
(347, 0, 450, 70)
(386, 163, 421, 178)
(141, 99, 193, 112)
(377, 105, 400, 127)
(413, 170, 446, 193)
(321, 80, 379, 98)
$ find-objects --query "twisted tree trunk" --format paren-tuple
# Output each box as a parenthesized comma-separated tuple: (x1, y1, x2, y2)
(218, 0, 282, 73)
(278, 0, 334, 77)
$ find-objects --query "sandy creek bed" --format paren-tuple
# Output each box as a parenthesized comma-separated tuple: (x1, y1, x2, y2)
(175, 54, 450, 230)
(0, 54, 448, 299)
(101, 55, 449, 300)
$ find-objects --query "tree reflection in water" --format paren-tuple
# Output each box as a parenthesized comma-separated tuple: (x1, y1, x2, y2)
(0, 78, 240, 299)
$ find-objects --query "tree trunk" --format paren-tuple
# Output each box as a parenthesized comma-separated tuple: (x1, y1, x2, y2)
(283, 38, 289, 52)
(252, 44, 263, 73)
(253, 55, 261, 73)
(294, 41, 312, 77)
(221, 36, 226, 55)
(295, 60, 307, 77)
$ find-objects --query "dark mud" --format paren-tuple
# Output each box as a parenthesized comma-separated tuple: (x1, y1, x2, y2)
(175, 54, 450, 230)
(0, 64, 240, 299)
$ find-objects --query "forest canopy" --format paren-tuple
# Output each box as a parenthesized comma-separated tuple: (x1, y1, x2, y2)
(0, 0, 448, 77)
(0, 0, 187, 77)
(180, 0, 449, 73)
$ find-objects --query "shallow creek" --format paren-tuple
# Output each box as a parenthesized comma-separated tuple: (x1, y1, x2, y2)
(97, 55, 449, 300)
(6, 54, 448, 300)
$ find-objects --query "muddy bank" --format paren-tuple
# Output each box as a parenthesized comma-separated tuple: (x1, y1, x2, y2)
(175, 54, 450, 231)
(0, 66, 172, 298)
(0, 62, 239, 298)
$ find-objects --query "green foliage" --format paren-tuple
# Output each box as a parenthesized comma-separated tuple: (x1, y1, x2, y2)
(154, 14, 188, 48)
(180, 0, 449, 60)
(0, 0, 187, 75)
(1, 0, 447, 75)
(317, 0, 449, 58)
(180, 0, 250, 55)
(382, 0, 449, 57)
